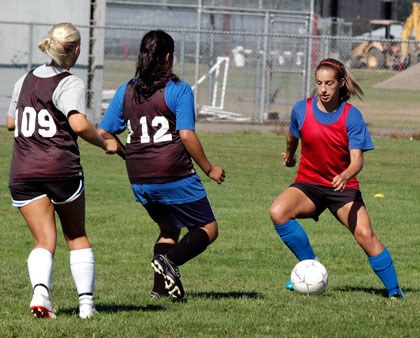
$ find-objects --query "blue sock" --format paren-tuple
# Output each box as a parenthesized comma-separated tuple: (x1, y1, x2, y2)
(274, 219, 316, 261)
(368, 248, 400, 296)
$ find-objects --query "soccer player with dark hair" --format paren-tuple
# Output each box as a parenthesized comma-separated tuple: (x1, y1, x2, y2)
(99, 30, 225, 300)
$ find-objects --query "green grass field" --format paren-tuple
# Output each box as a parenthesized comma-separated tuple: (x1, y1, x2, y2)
(1, 127, 419, 337)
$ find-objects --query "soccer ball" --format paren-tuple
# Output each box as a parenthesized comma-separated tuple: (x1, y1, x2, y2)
(290, 259, 328, 294)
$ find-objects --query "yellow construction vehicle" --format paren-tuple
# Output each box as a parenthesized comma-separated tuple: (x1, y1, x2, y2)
(351, 2, 420, 70)
(350, 19, 402, 70)
(400, 2, 420, 66)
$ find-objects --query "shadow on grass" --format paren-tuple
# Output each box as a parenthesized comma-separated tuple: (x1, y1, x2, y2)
(59, 303, 164, 316)
(58, 292, 263, 316)
(332, 286, 416, 297)
(188, 291, 263, 299)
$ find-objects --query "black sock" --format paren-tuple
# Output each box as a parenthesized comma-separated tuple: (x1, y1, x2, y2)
(153, 242, 175, 295)
(166, 228, 210, 266)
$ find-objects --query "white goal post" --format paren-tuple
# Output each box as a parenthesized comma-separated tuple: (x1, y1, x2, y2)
(192, 56, 230, 111)
(102, 56, 249, 121)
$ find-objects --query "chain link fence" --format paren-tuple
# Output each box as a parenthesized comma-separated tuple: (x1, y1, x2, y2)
(0, 20, 102, 125)
(2, 0, 420, 136)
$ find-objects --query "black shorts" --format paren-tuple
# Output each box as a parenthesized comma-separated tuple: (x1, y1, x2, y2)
(144, 196, 216, 230)
(290, 182, 365, 221)
(9, 177, 84, 207)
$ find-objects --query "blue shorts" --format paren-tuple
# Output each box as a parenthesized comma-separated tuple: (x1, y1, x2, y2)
(291, 182, 365, 221)
(144, 196, 216, 229)
(131, 174, 206, 204)
(131, 174, 214, 229)
(9, 177, 84, 207)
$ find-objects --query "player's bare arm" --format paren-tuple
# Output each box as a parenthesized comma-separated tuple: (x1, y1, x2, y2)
(68, 111, 107, 150)
(282, 130, 299, 167)
(179, 129, 225, 184)
(98, 128, 126, 159)
(332, 149, 364, 191)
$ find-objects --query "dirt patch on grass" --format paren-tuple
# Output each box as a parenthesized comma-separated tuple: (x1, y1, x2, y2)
(374, 63, 420, 91)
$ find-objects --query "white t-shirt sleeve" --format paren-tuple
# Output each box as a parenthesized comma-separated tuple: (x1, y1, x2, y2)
(7, 74, 27, 119)
(53, 75, 86, 117)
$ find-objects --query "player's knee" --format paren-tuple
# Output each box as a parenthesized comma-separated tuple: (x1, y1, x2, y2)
(354, 227, 375, 244)
(208, 227, 218, 243)
(269, 203, 289, 224)
(202, 222, 218, 244)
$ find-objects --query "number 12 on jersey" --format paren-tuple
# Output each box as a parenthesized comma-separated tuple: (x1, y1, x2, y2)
(127, 116, 173, 144)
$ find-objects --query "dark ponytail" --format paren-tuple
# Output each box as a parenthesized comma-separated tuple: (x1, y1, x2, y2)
(134, 30, 179, 102)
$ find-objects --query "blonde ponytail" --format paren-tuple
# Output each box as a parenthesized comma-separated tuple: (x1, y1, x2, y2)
(38, 23, 80, 68)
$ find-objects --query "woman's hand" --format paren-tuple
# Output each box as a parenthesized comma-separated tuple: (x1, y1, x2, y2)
(282, 152, 296, 167)
(207, 165, 225, 184)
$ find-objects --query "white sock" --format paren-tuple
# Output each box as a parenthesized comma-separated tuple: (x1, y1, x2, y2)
(70, 248, 95, 300)
(28, 248, 53, 297)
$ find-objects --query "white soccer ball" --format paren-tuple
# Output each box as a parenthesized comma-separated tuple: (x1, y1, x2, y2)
(290, 259, 329, 295)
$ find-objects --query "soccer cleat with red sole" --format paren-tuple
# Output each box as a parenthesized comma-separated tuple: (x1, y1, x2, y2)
(30, 294, 56, 319)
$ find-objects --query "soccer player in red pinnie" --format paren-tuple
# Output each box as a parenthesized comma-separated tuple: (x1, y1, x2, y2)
(269, 58, 405, 300)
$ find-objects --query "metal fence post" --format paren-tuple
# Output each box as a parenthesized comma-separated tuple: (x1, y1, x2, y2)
(257, 11, 270, 123)
(194, 0, 202, 116)
(254, 40, 262, 121)
(179, 32, 185, 79)
(305, 0, 315, 98)
(27, 22, 33, 71)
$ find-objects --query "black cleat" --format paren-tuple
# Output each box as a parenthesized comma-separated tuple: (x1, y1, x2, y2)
(150, 291, 163, 299)
(151, 255, 185, 300)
